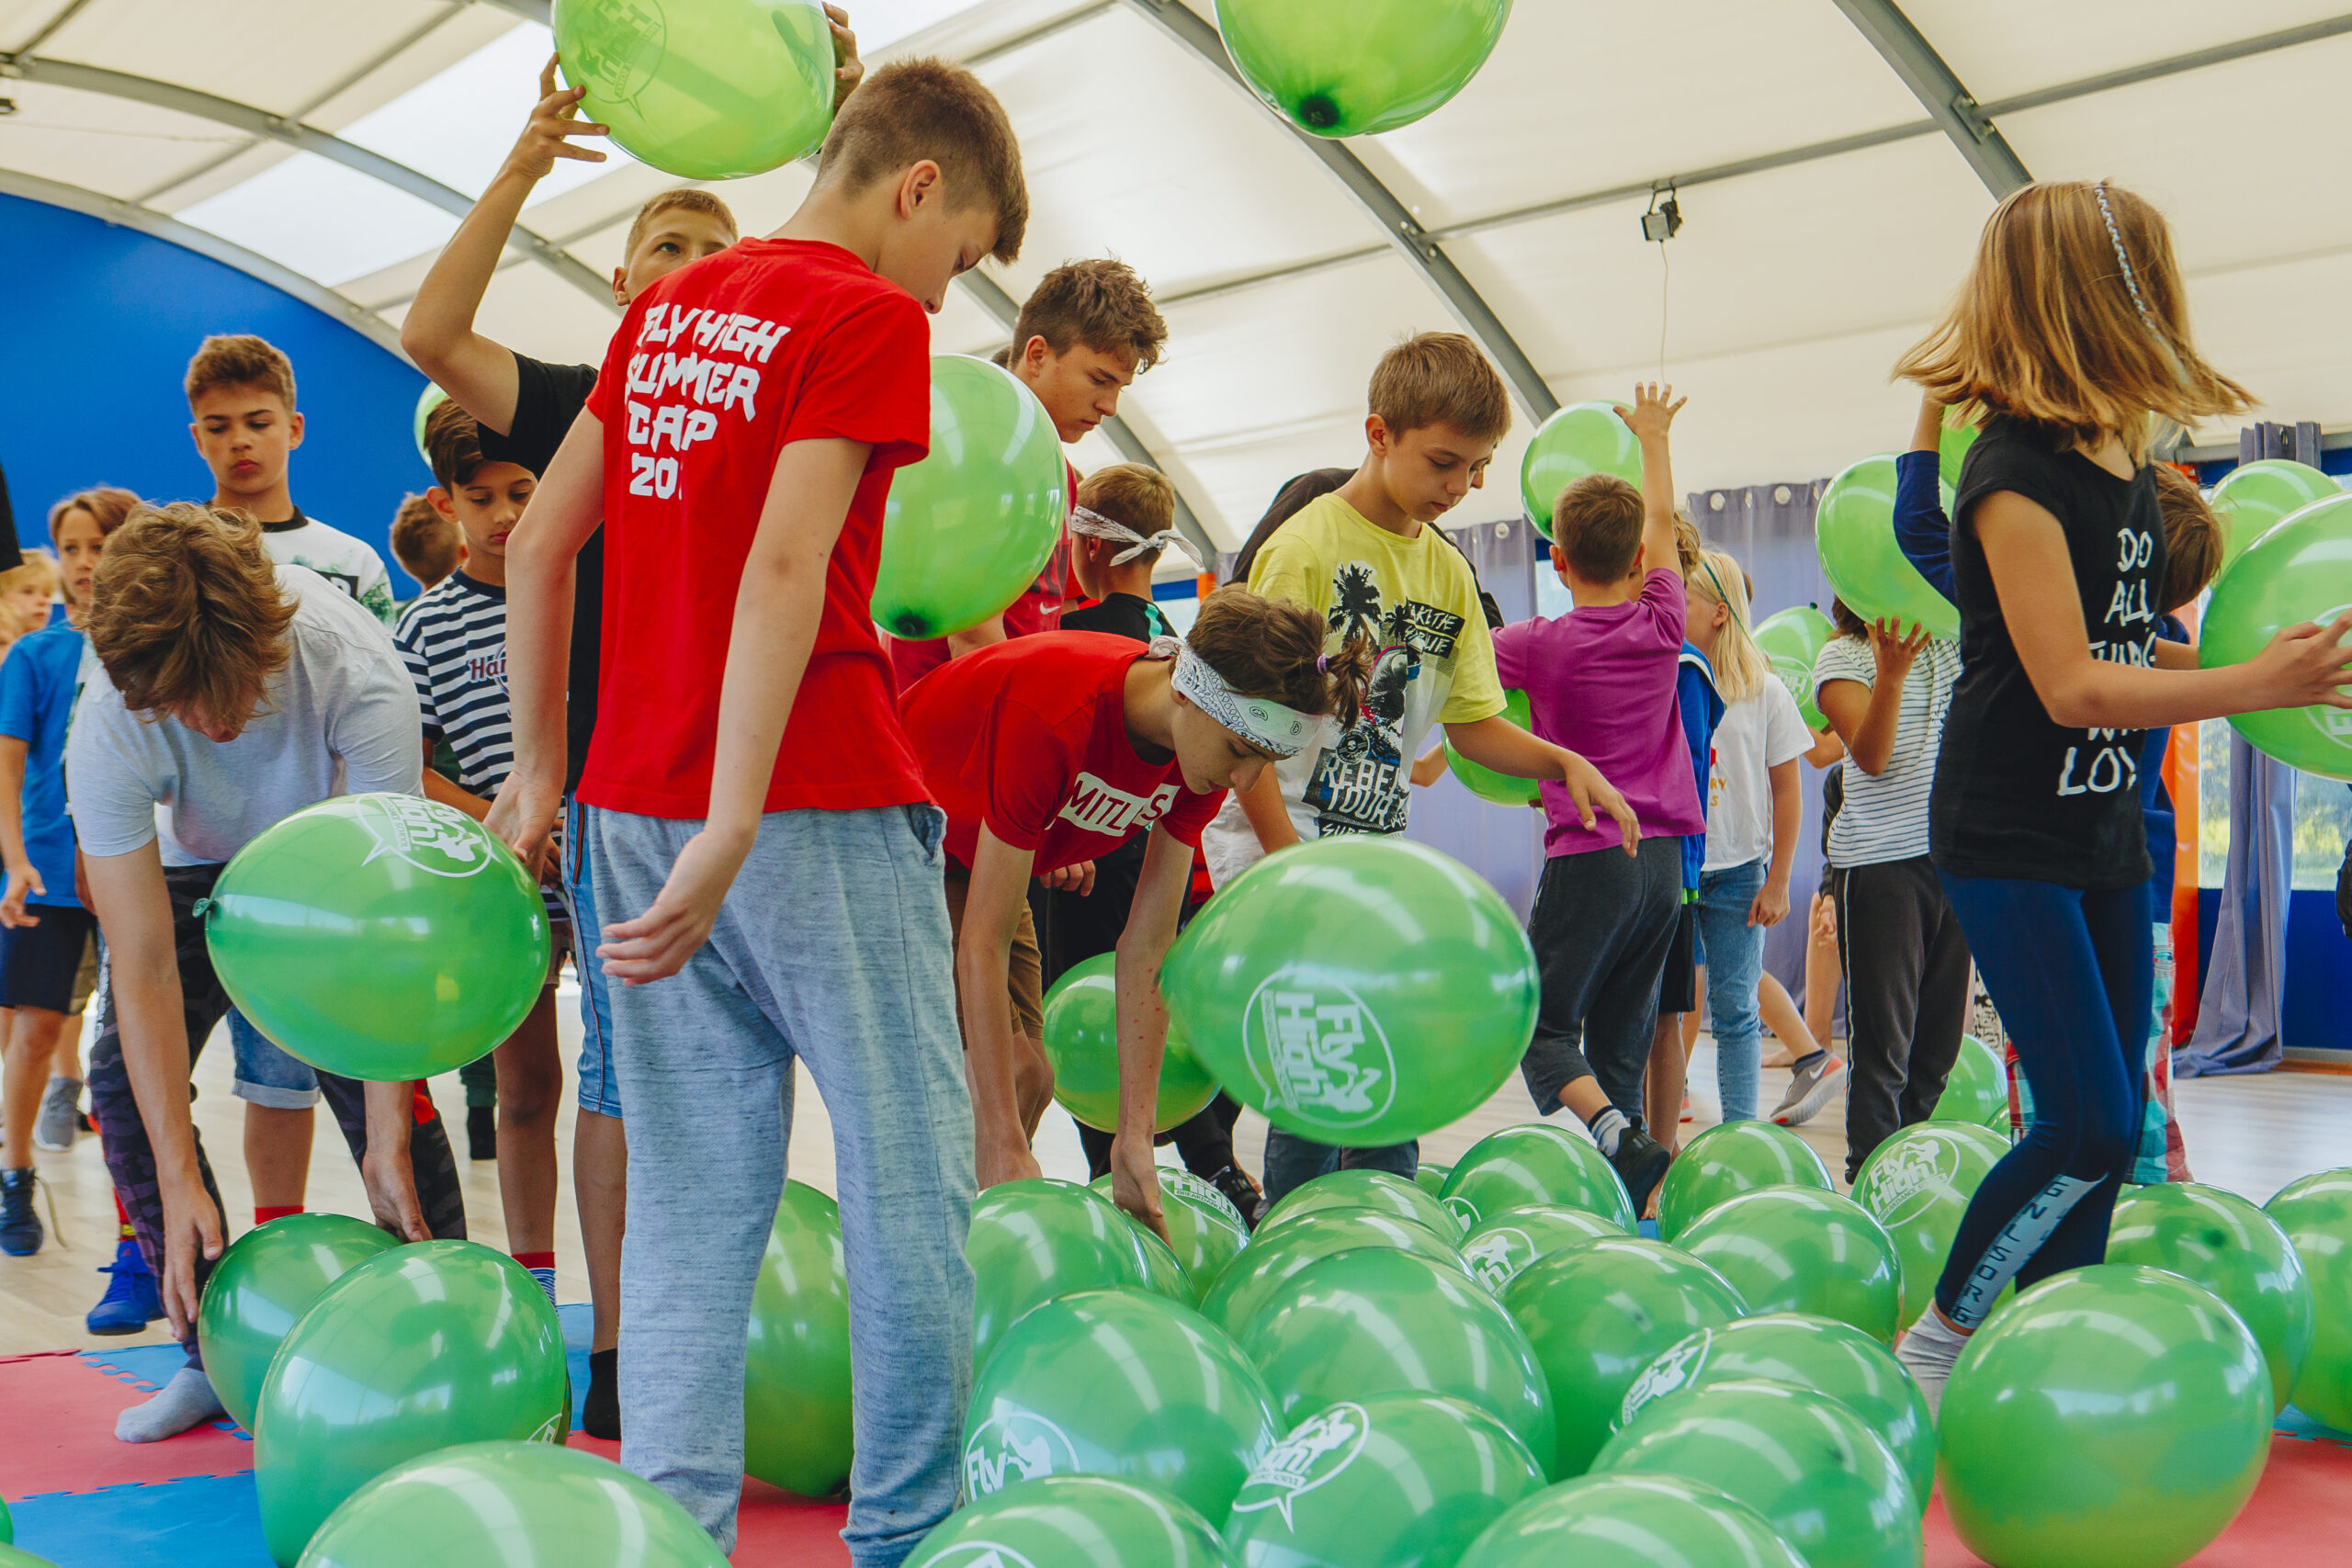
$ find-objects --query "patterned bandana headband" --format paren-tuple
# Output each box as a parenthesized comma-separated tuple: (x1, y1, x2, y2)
(1148, 635, 1317, 758)
(1069, 503, 1205, 571)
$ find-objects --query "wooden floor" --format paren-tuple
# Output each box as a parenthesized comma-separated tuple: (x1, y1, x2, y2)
(6, 970, 2348, 1356)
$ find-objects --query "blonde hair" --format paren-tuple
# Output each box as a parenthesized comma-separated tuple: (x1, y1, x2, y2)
(389, 492, 461, 591)
(1689, 549, 1768, 704)
(1370, 333, 1511, 445)
(1894, 181, 2251, 463)
(45, 486, 139, 607)
(87, 503, 296, 724)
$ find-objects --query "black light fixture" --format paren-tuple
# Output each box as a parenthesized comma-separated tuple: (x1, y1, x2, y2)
(1642, 183, 1682, 243)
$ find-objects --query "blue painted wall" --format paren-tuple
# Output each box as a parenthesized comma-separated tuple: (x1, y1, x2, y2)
(0, 195, 435, 596)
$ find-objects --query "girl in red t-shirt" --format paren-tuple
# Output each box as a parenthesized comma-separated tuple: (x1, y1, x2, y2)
(900, 589, 1369, 1239)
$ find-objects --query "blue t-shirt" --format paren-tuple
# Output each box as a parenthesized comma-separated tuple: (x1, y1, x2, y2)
(1676, 644, 1724, 893)
(0, 623, 91, 907)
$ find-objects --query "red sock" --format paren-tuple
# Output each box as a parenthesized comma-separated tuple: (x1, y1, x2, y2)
(115, 1188, 133, 1241)
(254, 1204, 303, 1226)
(514, 1251, 556, 1272)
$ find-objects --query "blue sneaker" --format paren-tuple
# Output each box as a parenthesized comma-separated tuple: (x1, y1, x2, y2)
(87, 1235, 164, 1336)
(0, 1168, 41, 1256)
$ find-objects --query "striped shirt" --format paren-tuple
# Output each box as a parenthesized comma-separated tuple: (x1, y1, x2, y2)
(394, 573, 515, 797)
(1813, 634, 1961, 867)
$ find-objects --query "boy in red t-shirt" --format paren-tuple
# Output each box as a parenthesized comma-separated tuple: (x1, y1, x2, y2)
(486, 61, 1027, 1562)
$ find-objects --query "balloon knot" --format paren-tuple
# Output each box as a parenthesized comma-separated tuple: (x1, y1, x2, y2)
(1297, 93, 1341, 130)
(190, 896, 214, 921)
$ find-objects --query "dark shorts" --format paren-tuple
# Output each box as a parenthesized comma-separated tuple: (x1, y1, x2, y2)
(1657, 897, 1700, 1015)
(0, 904, 97, 1013)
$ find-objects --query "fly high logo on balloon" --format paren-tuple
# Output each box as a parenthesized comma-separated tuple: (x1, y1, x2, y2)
(204, 795, 550, 1082)
(1160, 837, 1538, 1147)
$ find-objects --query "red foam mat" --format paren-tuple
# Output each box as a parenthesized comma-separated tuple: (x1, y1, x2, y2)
(0, 1352, 254, 1499)
(566, 1436, 853, 1565)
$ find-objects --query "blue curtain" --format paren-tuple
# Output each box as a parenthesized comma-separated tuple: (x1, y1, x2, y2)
(2177, 731, 2293, 1077)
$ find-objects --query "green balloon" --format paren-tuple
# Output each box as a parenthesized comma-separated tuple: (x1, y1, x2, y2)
(1521, 401, 1640, 538)
(256, 1241, 570, 1566)
(1129, 1218, 1193, 1301)
(1042, 953, 1220, 1134)
(744, 1181, 852, 1496)
(1940, 1265, 2271, 1568)
(1617, 1314, 1935, 1511)
(552, 0, 833, 180)
(876, 355, 1068, 641)
(1932, 1033, 2007, 1126)
(1225, 1392, 1546, 1568)
(1499, 1236, 1746, 1479)
(1163, 838, 1538, 1146)
(0, 1493, 10, 1544)
(1753, 607, 1833, 729)
(2267, 1168, 2352, 1427)
(295, 1441, 725, 1568)
(0, 1549, 52, 1567)
(1851, 1122, 2007, 1330)
(908, 1474, 1236, 1568)
(413, 384, 447, 468)
(1260, 1168, 1461, 1240)
(1439, 1122, 1635, 1233)
(1414, 1161, 1453, 1196)
(1213, 0, 1511, 139)
(1442, 688, 1541, 807)
(1596, 1379, 1918, 1568)
(1674, 1187, 1904, 1344)
(2210, 457, 2339, 564)
(1655, 1122, 1830, 1242)
(1459, 1472, 1808, 1568)
(1458, 1205, 1624, 1292)
(1091, 1168, 1250, 1303)
(1815, 454, 1959, 639)
(2108, 1180, 2312, 1416)
(198, 1213, 396, 1433)
(967, 1179, 1148, 1373)
(1938, 417, 1979, 490)
(963, 1288, 1280, 1526)
(2201, 491, 2352, 780)
(1201, 1207, 1467, 1337)
(206, 795, 550, 1082)
(1235, 1247, 1555, 1470)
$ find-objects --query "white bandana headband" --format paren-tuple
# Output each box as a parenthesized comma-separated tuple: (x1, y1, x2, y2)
(1070, 503, 1205, 571)
(1148, 635, 1317, 758)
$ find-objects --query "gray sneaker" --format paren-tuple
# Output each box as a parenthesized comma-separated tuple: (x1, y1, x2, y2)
(1770, 1054, 1845, 1128)
(33, 1076, 83, 1153)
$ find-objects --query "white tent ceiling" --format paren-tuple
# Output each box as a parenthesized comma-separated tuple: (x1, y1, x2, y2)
(5, 0, 2350, 553)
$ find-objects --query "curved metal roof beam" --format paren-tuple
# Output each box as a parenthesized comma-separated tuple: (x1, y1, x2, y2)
(1826, 0, 2030, 197)
(1117, 0, 1557, 423)
(0, 53, 617, 310)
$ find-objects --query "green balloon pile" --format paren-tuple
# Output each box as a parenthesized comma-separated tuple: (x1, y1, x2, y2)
(2200, 490, 2352, 780)
(908, 1474, 1234, 1568)
(1931, 1033, 2011, 1131)
(1162, 838, 1538, 1146)
(1815, 454, 1959, 639)
(255, 1240, 570, 1566)
(1215, 0, 1512, 139)
(553, 0, 835, 180)
(1258, 1168, 1459, 1239)
(1041, 953, 1219, 1133)
(1458, 1205, 1623, 1292)
(1092, 1167, 1250, 1303)
(2209, 457, 2339, 563)
(1440, 1122, 1635, 1233)
(1941, 1265, 2273, 1568)
(1460, 1472, 1808, 1568)
(745, 1181, 854, 1496)
(1655, 1121, 1830, 1242)
(198, 1213, 395, 1433)
(876, 355, 1068, 641)
(1415, 1161, 1453, 1196)
(1674, 1187, 1904, 1344)
(1444, 688, 1541, 807)
(1753, 607, 1833, 728)
(1850, 1122, 2007, 1329)
(1201, 1203, 1467, 1337)
(206, 795, 550, 1081)
(1521, 401, 1640, 538)
(967, 1179, 1148, 1372)
(2108, 1180, 2312, 1416)
(295, 1442, 727, 1568)
(2267, 1168, 2352, 1427)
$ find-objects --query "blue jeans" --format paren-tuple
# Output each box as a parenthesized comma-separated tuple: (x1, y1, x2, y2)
(1261, 1130, 1419, 1208)
(564, 797, 621, 1118)
(227, 1009, 320, 1109)
(1691, 857, 1770, 1122)
(1932, 873, 2150, 1328)
(584, 803, 973, 1565)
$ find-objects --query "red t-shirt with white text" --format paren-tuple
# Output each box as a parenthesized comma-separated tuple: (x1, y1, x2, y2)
(900, 633, 1227, 874)
(580, 239, 931, 817)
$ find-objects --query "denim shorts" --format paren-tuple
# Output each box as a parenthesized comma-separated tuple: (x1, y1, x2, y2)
(227, 1009, 321, 1110)
(567, 796, 622, 1119)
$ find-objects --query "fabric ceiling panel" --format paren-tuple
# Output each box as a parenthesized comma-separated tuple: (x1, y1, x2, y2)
(34, 0, 462, 118)
(1905, 0, 2352, 103)
(2189, 249, 2352, 435)
(876, 0, 1101, 61)
(379, 245, 633, 371)
(175, 152, 458, 288)
(0, 0, 74, 45)
(0, 78, 245, 199)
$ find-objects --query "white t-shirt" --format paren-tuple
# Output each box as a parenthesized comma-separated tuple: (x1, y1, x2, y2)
(1812, 634, 1961, 867)
(1704, 677, 1811, 872)
(67, 566, 423, 866)
(260, 514, 398, 626)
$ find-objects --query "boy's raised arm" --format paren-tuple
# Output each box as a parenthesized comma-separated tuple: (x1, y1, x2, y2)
(1622, 382, 1686, 578)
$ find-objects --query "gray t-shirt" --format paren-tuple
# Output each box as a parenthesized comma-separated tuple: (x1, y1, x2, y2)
(67, 565, 423, 866)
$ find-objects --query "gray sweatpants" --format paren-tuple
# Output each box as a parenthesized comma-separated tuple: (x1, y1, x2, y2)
(585, 803, 976, 1566)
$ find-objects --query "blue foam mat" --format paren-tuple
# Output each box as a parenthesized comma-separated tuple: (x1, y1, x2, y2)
(13, 1474, 266, 1568)
(560, 1300, 592, 1432)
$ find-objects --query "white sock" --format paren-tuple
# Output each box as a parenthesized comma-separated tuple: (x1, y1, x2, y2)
(116, 1366, 226, 1443)
(1586, 1105, 1629, 1156)
(1896, 1309, 1970, 1420)
(528, 1266, 557, 1305)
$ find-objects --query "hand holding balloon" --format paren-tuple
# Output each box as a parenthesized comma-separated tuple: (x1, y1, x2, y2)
(1109, 1133, 1172, 1246)
(2244, 608, 2352, 711)
(823, 4, 863, 108)
(501, 57, 611, 186)
(360, 1085, 433, 1243)
(1866, 617, 1930, 681)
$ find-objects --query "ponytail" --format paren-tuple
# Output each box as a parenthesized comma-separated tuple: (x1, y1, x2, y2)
(1691, 548, 1770, 704)
(1185, 586, 1372, 724)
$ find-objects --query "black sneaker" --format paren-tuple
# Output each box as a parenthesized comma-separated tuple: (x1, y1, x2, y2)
(583, 1347, 620, 1440)
(0, 1168, 41, 1257)
(1609, 1128, 1673, 1218)
(1207, 1166, 1265, 1231)
(467, 1105, 498, 1162)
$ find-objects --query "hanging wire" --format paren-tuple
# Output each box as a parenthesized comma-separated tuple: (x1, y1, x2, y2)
(1657, 239, 1670, 384)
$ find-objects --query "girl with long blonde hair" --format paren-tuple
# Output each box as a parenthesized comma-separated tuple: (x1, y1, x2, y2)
(1888, 179, 2352, 1408)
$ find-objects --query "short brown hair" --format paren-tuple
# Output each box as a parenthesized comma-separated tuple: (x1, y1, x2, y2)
(1187, 587, 1372, 729)
(47, 486, 141, 546)
(817, 59, 1026, 263)
(622, 187, 738, 262)
(2154, 463, 2222, 615)
(186, 333, 296, 411)
(422, 397, 487, 493)
(1369, 333, 1510, 445)
(1551, 475, 1644, 582)
(87, 502, 297, 723)
(1077, 464, 1174, 539)
(1014, 261, 1167, 374)
(390, 493, 462, 591)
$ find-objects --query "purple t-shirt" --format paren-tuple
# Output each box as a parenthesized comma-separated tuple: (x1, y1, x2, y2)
(1494, 568, 1708, 857)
